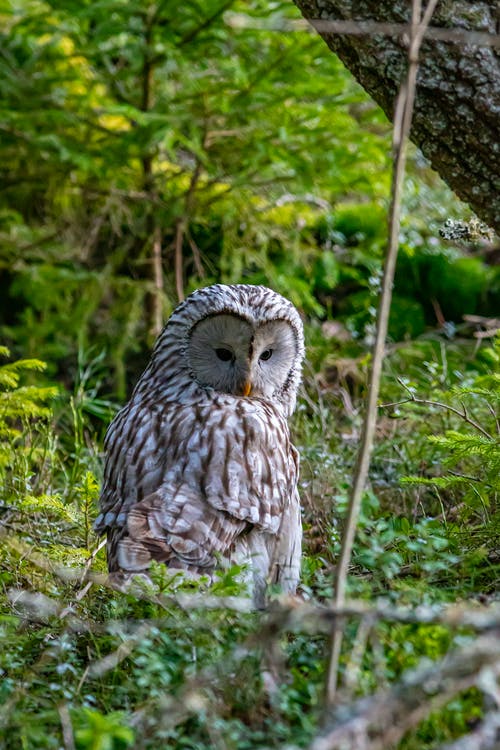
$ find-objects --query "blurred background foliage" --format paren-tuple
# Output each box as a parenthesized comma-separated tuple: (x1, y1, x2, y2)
(1, 1, 499, 748)
(1, 0, 497, 398)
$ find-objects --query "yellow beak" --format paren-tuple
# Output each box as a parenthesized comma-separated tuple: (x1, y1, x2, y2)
(242, 381, 252, 397)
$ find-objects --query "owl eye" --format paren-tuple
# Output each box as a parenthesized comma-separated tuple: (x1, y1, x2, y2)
(259, 349, 273, 362)
(215, 347, 234, 362)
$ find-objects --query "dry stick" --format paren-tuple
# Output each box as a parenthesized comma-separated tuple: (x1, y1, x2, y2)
(8, 586, 500, 636)
(151, 224, 164, 338)
(6, 533, 500, 632)
(225, 14, 500, 47)
(174, 217, 185, 303)
(187, 231, 206, 279)
(313, 634, 500, 750)
(174, 145, 206, 303)
(310, 19, 500, 47)
(439, 711, 500, 750)
(324, 0, 439, 705)
(58, 703, 76, 750)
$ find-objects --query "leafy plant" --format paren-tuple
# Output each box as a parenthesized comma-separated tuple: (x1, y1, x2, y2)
(401, 339, 499, 508)
(0, 346, 57, 492)
(1, 1, 498, 747)
(74, 709, 134, 750)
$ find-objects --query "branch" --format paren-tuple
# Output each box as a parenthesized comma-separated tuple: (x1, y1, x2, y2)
(325, 0, 440, 706)
(5, 533, 500, 631)
(439, 712, 500, 750)
(225, 13, 500, 47)
(58, 704, 76, 750)
(309, 634, 500, 750)
(382, 384, 494, 440)
(151, 224, 164, 337)
(173, 125, 208, 301)
(309, 19, 500, 47)
(179, 0, 236, 47)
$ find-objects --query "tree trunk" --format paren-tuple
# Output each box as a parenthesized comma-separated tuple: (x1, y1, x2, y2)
(292, 0, 500, 231)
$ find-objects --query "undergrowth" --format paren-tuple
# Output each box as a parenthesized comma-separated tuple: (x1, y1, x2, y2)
(0, 337, 498, 749)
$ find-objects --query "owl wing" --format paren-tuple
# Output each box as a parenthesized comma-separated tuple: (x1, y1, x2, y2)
(97, 396, 298, 575)
(96, 399, 166, 532)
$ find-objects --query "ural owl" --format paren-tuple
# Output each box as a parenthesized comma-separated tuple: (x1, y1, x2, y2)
(96, 284, 304, 606)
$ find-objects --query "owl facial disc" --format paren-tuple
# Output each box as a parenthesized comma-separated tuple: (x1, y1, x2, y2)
(187, 313, 298, 401)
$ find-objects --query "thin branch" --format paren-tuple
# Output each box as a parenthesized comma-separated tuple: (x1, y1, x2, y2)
(382, 384, 494, 440)
(310, 634, 500, 750)
(88, 622, 155, 677)
(186, 230, 206, 279)
(179, 0, 236, 47)
(7, 578, 500, 633)
(438, 711, 500, 750)
(174, 217, 186, 302)
(174, 125, 208, 302)
(151, 224, 164, 337)
(312, 19, 500, 48)
(325, 0, 439, 706)
(58, 704, 76, 750)
(6, 531, 500, 635)
(225, 13, 500, 47)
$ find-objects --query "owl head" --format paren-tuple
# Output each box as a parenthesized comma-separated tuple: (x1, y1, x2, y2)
(137, 284, 305, 417)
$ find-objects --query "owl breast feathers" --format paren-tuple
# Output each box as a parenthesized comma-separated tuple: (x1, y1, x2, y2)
(96, 283, 304, 606)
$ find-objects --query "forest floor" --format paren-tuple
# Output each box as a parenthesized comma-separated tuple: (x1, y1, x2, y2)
(0, 331, 498, 750)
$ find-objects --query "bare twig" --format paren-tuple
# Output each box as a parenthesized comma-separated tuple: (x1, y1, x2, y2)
(342, 618, 374, 695)
(439, 711, 500, 750)
(225, 13, 500, 47)
(310, 634, 500, 750)
(325, 0, 439, 705)
(174, 217, 185, 303)
(274, 192, 331, 211)
(151, 224, 164, 336)
(88, 622, 154, 677)
(463, 314, 500, 329)
(58, 704, 76, 750)
(187, 231, 206, 279)
(7, 583, 500, 635)
(310, 19, 500, 47)
(174, 130, 207, 302)
(5, 533, 500, 632)
(382, 383, 494, 440)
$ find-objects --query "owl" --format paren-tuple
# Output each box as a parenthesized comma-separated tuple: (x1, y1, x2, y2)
(95, 284, 305, 606)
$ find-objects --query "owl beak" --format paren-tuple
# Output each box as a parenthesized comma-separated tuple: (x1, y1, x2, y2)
(242, 381, 252, 397)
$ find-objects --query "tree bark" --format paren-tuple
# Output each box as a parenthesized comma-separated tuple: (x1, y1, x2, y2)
(292, 0, 500, 230)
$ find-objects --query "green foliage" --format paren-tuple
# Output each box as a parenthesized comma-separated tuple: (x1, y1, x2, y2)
(401, 337, 499, 517)
(1, 334, 497, 748)
(0, 346, 57, 489)
(332, 490, 458, 585)
(75, 709, 134, 750)
(1, 1, 498, 747)
(4, 0, 495, 398)
(395, 339, 500, 590)
(0, 0, 392, 394)
(394, 247, 498, 329)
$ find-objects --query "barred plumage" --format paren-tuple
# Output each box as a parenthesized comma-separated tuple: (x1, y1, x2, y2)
(96, 284, 304, 606)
